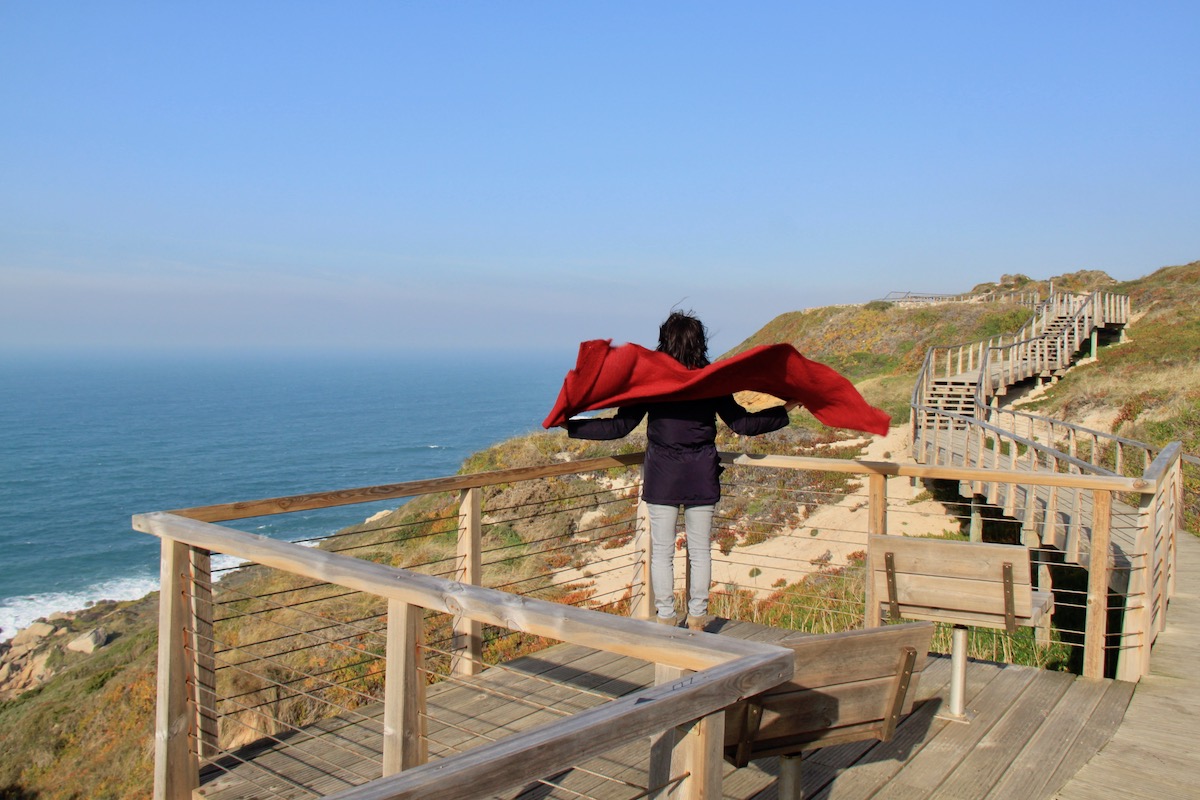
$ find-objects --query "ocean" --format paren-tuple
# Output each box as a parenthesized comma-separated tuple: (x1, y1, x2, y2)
(0, 350, 569, 641)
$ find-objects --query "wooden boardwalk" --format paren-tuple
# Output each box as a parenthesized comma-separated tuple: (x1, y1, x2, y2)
(1052, 529, 1200, 800)
(199, 617, 1147, 800)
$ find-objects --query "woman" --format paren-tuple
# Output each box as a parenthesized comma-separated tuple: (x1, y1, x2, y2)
(566, 311, 796, 629)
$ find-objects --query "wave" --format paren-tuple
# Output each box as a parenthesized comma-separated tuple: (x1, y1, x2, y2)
(0, 573, 161, 642)
(0, 540, 327, 643)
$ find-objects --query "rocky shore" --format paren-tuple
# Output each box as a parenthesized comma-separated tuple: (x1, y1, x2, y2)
(0, 594, 158, 702)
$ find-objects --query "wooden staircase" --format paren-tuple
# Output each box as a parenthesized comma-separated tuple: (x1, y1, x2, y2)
(907, 288, 1159, 679)
(919, 377, 975, 430)
(912, 291, 1129, 437)
(917, 301, 1088, 429)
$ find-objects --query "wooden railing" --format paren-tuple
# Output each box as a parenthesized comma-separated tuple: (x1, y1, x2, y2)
(910, 404, 1184, 677)
(136, 455, 797, 800)
(134, 439, 1183, 799)
(880, 290, 1043, 306)
(984, 406, 1200, 478)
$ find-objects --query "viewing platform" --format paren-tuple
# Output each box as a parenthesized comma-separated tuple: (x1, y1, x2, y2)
(134, 443, 1191, 800)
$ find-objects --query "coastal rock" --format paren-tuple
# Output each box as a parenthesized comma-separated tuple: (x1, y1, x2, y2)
(67, 627, 108, 654)
(12, 621, 56, 647)
(17, 652, 51, 688)
(7, 640, 33, 659)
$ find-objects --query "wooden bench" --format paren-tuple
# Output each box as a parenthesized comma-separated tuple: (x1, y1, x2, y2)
(722, 621, 935, 799)
(867, 534, 1054, 720)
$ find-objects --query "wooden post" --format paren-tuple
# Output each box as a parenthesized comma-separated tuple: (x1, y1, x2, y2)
(154, 538, 199, 800)
(635, 500, 654, 618)
(1004, 440, 1018, 517)
(1169, 457, 1182, 602)
(452, 488, 482, 676)
(188, 547, 218, 760)
(674, 709, 725, 799)
(1045, 470, 1059, 548)
(868, 473, 887, 538)
(1083, 490, 1112, 679)
(648, 664, 684, 798)
(969, 498, 983, 543)
(1066, 480, 1082, 563)
(1118, 489, 1157, 682)
(383, 600, 427, 774)
(932, 419, 943, 467)
(865, 474, 886, 627)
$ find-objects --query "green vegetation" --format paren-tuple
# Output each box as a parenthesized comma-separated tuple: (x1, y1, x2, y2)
(1018, 260, 1200, 528)
(0, 599, 160, 799)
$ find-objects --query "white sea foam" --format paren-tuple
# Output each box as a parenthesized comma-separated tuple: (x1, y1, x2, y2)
(0, 574, 161, 642)
(211, 553, 248, 572)
(0, 541, 339, 642)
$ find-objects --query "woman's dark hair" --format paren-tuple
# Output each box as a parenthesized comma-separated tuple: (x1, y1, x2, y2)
(657, 310, 710, 369)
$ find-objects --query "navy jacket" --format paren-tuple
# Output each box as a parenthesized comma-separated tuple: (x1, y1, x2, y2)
(567, 396, 789, 506)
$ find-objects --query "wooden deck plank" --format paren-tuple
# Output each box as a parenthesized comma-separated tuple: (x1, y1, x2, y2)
(425, 646, 643, 754)
(1051, 531, 1200, 800)
(927, 669, 1075, 800)
(981, 675, 1112, 800)
(869, 665, 1038, 799)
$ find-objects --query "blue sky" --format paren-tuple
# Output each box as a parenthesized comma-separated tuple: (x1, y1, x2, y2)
(2, 2, 1197, 357)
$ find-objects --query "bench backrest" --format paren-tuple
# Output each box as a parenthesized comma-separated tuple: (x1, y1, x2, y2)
(723, 621, 934, 766)
(868, 534, 1037, 631)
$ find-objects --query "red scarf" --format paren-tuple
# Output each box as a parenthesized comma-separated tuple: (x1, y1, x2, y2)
(543, 340, 891, 435)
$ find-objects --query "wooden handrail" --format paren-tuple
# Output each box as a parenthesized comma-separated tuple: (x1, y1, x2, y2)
(995, 410, 1200, 471)
(1143, 442, 1184, 487)
(164, 452, 647, 522)
(322, 649, 791, 800)
(723, 450, 1147, 492)
(147, 442, 1150, 538)
(134, 511, 775, 672)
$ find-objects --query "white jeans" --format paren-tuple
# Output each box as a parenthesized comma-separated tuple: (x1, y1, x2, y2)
(646, 503, 715, 619)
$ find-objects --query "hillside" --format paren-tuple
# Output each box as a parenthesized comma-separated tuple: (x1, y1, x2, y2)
(1016, 262, 1200, 455)
(1, 260, 1196, 799)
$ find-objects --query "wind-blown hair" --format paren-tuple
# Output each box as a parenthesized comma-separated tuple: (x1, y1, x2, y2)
(657, 310, 710, 369)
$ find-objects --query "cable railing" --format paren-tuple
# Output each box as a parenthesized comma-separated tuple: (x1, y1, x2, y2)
(137, 460, 796, 800)
(135, 434, 1183, 799)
